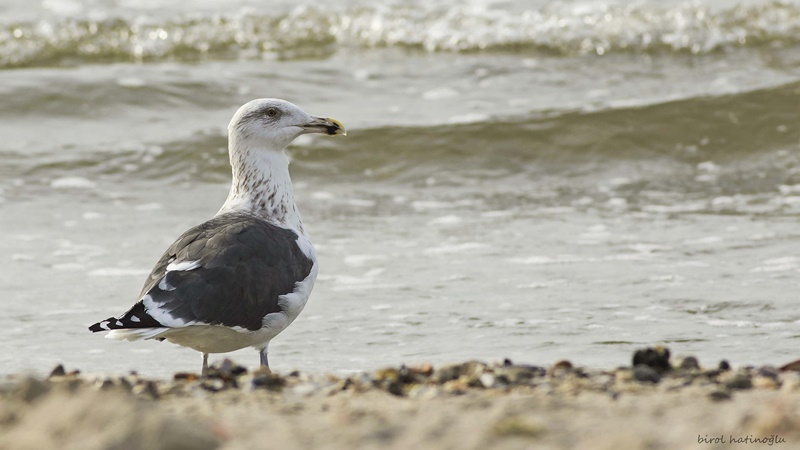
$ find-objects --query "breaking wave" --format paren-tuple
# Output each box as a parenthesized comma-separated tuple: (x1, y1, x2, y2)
(13, 79, 800, 207)
(3, 1, 800, 68)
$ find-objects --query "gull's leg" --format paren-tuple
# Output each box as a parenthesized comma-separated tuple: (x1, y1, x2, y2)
(259, 346, 271, 373)
(202, 353, 209, 375)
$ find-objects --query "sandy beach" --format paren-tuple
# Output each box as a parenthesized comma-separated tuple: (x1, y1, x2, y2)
(1, 347, 798, 450)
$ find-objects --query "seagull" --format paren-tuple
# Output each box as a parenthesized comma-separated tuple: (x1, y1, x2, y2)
(89, 99, 345, 374)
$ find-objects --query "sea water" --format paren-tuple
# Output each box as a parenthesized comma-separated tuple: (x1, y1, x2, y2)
(1, 0, 800, 378)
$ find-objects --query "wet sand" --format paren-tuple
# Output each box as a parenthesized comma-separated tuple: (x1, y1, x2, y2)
(1, 347, 798, 450)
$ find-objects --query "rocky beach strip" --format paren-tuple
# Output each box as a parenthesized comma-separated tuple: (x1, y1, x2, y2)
(1, 347, 799, 450)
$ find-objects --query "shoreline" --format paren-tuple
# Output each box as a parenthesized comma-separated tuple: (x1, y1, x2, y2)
(2, 347, 799, 450)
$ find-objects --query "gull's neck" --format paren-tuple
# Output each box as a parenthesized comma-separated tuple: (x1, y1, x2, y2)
(217, 137, 305, 234)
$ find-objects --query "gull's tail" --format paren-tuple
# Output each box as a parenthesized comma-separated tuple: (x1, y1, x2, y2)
(89, 301, 167, 341)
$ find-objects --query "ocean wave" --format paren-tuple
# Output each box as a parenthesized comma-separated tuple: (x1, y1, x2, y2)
(12, 79, 800, 205)
(3, 1, 800, 68)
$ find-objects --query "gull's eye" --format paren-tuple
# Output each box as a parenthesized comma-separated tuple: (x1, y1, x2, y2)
(265, 108, 279, 118)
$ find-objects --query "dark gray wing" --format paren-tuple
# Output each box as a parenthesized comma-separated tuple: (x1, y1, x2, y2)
(89, 212, 314, 333)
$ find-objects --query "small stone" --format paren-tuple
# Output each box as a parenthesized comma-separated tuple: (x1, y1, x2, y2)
(205, 358, 247, 381)
(252, 371, 286, 391)
(552, 360, 573, 370)
(49, 365, 66, 378)
(708, 390, 732, 401)
(407, 363, 434, 377)
(132, 381, 160, 399)
(548, 360, 574, 377)
(779, 359, 800, 372)
(441, 379, 468, 395)
(752, 376, 779, 390)
(338, 373, 371, 393)
(495, 365, 545, 385)
(632, 365, 661, 384)
(383, 380, 404, 397)
(479, 373, 496, 388)
(174, 372, 199, 382)
(398, 364, 433, 384)
(719, 360, 731, 371)
(373, 367, 414, 395)
(432, 361, 486, 384)
(725, 372, 753, 390)
(632, 347, 671, 374)
(199, 379, 225, 392)
(758, 365, 780, 380)
(118, 376, 134, 392)
(677, 356, 700, 371)
(374, 367, 400, 383)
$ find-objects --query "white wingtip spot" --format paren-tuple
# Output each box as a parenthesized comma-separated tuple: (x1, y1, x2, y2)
(130, 315, 141, 323)
(115, 320, 123, 327)
(100, 321, 110, 330)
(166, 260, 201, 272)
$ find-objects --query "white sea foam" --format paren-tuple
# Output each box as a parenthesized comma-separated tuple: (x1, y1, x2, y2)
(50, 177, 96, 189)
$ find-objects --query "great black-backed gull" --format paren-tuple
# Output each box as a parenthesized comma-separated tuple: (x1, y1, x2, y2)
(89, 99, 345, 374)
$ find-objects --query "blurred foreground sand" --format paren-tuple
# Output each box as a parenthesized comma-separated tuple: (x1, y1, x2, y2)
(1, 349, 798, 450)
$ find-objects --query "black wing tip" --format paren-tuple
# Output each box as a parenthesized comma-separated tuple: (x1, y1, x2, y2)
(89, 318, 114, 333)
(89, 303, 162, 332)
(89, 317, 133, 332)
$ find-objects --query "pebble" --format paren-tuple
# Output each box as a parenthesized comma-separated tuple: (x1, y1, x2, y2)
(432, 361, 486, 384)
(724, 372, 753, 390)
(548, 360, 575, 378)
(676, 356, 700, 371)
(205, 359, 247, 381)
(757, 365, 780, 380)
(752, 376, 779, 390)
(49, 365, 66, 378)
(200, 379, 225, 393)
(632, 347, 671, 374)
(632, 365, 661, 384)
(252, 372, 286, 391)
(479, 373, 496, 388)
(2, 346, 796, 405)
(779, 358, 800, 372)
(407, 363, 434, 377)
(174, 372, 199, 382)
(494, 365, 545, 385)
(132, 381, 160, 399)
(708, 390, 732, 401)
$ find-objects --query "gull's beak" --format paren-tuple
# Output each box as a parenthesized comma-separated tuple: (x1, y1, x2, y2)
(302, 116, 346, 136)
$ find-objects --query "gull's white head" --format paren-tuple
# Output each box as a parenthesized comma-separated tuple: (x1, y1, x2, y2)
(228, 98, 345, 150)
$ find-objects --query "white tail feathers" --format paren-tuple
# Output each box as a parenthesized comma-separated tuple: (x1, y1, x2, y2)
(106, 328, 167, 341)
